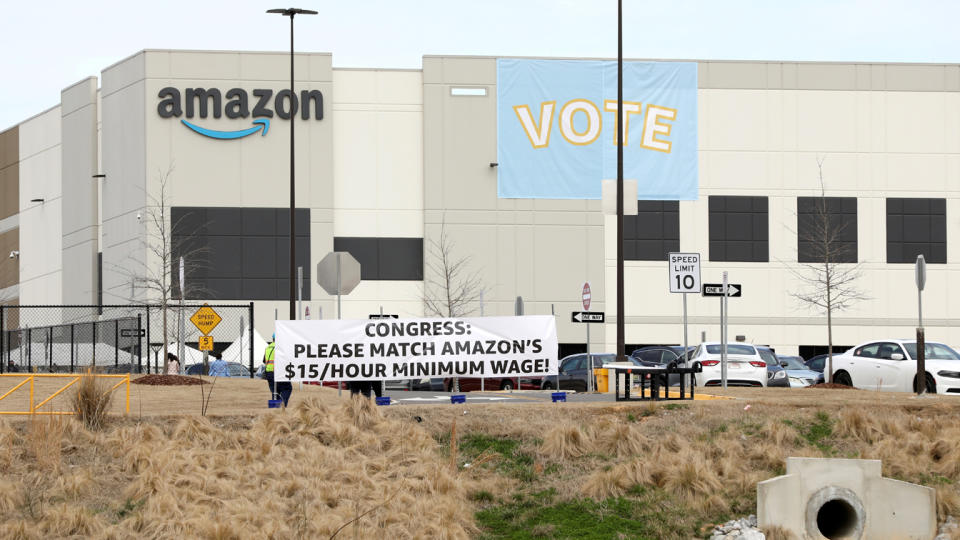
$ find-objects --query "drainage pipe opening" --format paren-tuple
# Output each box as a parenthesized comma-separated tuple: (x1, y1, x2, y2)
(816, 498, 858, 539)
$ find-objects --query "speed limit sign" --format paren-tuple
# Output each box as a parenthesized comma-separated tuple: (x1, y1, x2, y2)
(668, 252, 701, 293)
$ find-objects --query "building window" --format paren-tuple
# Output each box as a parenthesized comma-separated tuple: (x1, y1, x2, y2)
(709, 196, 768, 262)
(624, 201, 679, 261)
(886, 198, 946, 263)
(333, 237, 423, 280)
(171, 207, 311, 301)
(797, 197, 857, 263)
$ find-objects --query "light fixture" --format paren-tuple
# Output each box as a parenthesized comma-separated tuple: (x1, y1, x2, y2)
(489, 162, 499, 168)
(8, 250, 19, 259)
(30, 198, 44, 203)
(92, 174, 106, 179)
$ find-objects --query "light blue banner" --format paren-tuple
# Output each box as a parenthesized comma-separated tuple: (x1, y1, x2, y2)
(497, 59, 698, 200)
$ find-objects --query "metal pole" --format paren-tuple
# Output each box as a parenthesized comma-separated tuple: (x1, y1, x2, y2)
(337, 255, 342, 397)
(721, 272, 728, 389)
(683, 293, 688, 359)
(587, 324, 592, 393)
(337, 254, 342, 320)
(918, 287, 923, 328)
(288, 12, 297, 322)
(615, 0, 625, 365)
(249, 302, 255, 379)
(298, 266, 303, 320)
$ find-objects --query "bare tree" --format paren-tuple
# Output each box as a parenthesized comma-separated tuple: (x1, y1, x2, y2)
(790, 157, 868, 382)
(422, 222, 487, 393)
(119, 166, 209, 373)
(423, 222, 486, 318)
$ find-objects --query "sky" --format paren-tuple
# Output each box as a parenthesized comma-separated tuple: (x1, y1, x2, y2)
(1, 0, 958, 130)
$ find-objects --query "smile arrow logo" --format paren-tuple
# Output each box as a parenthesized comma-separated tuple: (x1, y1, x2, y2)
(180, 118, 270, 140)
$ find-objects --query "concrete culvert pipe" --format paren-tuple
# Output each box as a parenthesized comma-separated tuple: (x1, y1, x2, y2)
(759, 458, 937, 539)
(816, 499, 858, 539)
(805, 486, 865, 540)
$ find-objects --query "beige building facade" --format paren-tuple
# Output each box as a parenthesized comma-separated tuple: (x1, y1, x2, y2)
(5, 50, 960, 357)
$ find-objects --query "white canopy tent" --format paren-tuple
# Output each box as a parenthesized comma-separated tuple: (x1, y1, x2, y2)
(221, 327, 269, 369)
(5, 341, 135, 370)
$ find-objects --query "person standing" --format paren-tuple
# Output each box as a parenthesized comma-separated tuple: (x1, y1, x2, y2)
(166, 353, 180, 375)
(264, 334, 292, 407)
(264, 335, 276, 400)
(208, 356, 230, 377)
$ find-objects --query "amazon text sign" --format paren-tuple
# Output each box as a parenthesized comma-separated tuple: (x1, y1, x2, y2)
(275, 316, 558, 382)
(157, 87, 324, 140)
(497, 59, 698, 200)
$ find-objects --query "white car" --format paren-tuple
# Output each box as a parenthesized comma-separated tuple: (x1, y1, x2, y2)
(689, 342, 768, 387)
(831, 339, 960, 394)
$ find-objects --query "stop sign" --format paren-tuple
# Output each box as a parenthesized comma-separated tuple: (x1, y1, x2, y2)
(582, 282, 591, 311)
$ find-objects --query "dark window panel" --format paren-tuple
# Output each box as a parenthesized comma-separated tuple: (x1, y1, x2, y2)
(886, 197, 946, 263)
(205, 207, 242, 235)
(172, 208, 205, 236)
(242, 237, 275, 279)
(709, 196, 768, 262)
(206, 236, 242, 278)
(204, 278, 242, 300)
(797, 197, 858, 264)
(241, 279, 277, 300)
(334, 237, 380, 280)
(378, 238, 424, 280)
(243, 208, 276, 236)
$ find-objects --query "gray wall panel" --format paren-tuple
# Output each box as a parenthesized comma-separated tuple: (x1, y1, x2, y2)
(60, 77, 99, 306)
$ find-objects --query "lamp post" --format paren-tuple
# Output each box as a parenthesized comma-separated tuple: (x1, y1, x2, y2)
(616, 0, 625, 364)
(267, 7, 317, 320)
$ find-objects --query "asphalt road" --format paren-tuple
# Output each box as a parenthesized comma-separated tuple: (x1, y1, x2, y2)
(382, 389, 621, 405)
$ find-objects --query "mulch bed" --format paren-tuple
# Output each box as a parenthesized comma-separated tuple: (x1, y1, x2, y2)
(806, 382, 854, 389)
(132, 374, 209, 386)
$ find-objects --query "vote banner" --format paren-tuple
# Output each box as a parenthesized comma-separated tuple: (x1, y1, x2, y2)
(274, 316, 558, 382)
(497, 59, 698, 200)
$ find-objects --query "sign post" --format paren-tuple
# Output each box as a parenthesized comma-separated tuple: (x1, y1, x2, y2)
(721, 272, 728, 389)
(916, 255, 927, 395)
(669, 253, 701, 365)
(701, 280, 742, 388)
(582, 282, 592, 393)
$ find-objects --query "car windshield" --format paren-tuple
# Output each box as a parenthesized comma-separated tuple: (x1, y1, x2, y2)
(756, 348, 777, 364)
(705, 344, 756, 356)
(903, 342, 960, 361)
(778, 356, 807, 370)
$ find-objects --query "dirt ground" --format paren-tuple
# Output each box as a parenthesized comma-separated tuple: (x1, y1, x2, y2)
(1, 374, 954, 418)
(0, 374, 337, 417)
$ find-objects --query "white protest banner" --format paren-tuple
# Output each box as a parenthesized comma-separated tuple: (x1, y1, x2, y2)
(275, 316, 558, 383)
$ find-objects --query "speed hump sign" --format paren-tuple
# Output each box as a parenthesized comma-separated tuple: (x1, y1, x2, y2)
(668, 252, 701, 293)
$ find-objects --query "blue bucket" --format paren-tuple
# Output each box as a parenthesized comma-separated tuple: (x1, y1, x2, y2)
(267, 399, 283, 409)
(450, 394, 466, 404)
(551, 392, 567, 403)
(375, 396, 391, 406)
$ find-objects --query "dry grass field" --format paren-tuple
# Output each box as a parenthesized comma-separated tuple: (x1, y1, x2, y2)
(1, 376, 959, 539)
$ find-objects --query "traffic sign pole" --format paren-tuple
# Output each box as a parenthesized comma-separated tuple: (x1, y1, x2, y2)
(721, 272, 728, 389)
(683, 293, 688, 366)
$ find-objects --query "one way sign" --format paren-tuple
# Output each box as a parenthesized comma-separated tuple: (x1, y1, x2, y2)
(571, 311, 605, 323)
(702, 283, 742, 297)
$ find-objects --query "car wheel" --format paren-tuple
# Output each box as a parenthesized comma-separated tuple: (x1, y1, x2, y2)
(500, 380, 513, 391)
(833, 371, 852, 387)
(542, 381, 553, 390)
(913, 373, 937, 394)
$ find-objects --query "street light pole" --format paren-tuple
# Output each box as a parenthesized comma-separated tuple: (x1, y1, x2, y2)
(267, 7, 317, 321)
(616, 0, 625, 364)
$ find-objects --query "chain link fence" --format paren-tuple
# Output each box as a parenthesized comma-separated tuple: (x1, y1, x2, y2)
(1, 304, 256, 377)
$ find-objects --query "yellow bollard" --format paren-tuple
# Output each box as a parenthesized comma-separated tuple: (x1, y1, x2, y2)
(29, 376, 34, 414)
(125, 375, 130, 414)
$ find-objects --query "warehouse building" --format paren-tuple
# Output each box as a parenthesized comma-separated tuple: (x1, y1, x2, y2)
(2, 49, 960, 357)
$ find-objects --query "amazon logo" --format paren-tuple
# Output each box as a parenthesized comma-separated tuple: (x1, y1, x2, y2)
(157, 87, 323, 140)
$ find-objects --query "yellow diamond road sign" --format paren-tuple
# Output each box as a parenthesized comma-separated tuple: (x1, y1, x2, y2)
(190, 304, 222, 336)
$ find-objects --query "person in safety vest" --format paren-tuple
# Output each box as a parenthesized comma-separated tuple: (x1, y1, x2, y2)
(264, 334, 292, 407)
